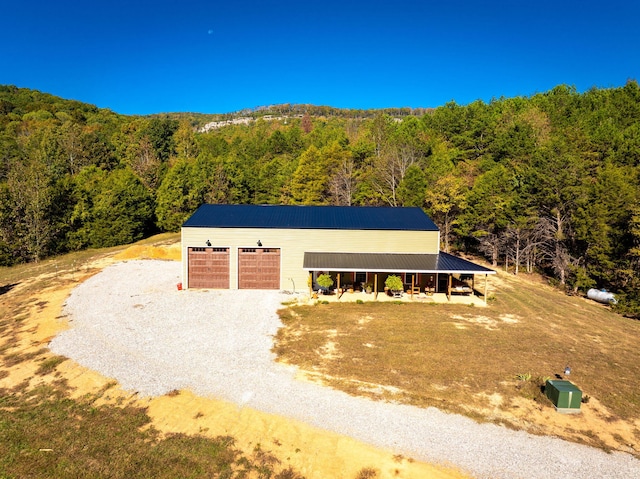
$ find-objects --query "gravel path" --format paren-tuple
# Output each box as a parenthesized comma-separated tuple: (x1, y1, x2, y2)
(50, 260, 640, 478)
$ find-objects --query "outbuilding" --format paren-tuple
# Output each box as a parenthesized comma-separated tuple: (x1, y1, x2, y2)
(181, 204, 495, 300)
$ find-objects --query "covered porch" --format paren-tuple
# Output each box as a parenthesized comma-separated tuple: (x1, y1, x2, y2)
(303, 251, 496, 305)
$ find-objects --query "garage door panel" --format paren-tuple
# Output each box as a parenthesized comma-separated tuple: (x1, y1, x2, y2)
(188, 247, 230, 289)
(238, 248, 280, 289)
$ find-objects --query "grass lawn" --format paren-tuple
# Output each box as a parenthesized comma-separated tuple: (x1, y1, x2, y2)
(1, 382, 297, 479)
(274, 270, 640, 454)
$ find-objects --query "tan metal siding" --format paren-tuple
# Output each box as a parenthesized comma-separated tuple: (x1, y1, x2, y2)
(181, 227, 439, 290)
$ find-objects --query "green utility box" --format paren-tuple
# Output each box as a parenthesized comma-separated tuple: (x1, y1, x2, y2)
(545, 380, 582, 413)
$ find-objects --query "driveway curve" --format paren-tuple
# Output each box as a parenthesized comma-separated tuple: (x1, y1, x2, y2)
(50, 260, 640, 479)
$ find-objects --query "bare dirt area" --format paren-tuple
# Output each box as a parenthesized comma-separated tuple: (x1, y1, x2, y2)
(0, 240, 463, 479)
(145, 391, 461, 479)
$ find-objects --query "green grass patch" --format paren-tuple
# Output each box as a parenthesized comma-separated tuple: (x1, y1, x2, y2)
(35, 355, 68, 376)
(4, 349, 47, 367)
(0, 382, 305, 479)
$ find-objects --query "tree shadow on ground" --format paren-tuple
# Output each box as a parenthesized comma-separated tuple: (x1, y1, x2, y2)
(0, 283, 19, 296)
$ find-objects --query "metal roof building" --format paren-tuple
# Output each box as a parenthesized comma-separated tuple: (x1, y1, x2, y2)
(181, 204, 494, 301)
(183, 204, 439, 231)
(302, 251, 494, 275)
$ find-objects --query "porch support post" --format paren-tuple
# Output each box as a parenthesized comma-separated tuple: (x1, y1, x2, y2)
(411, 276, 415, 299)
(337, 273, 341, 300)
(309, 272, 312, 297)
(447, 274, 452, 301)
(484, 274, 488, 305)
(374, 274, 378, 300)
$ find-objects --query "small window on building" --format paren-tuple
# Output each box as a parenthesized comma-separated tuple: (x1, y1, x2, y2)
(355, 272, 367, 285)
(404, 272, 419, 285)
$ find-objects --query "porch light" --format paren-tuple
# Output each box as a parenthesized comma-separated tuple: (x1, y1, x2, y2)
(206, 240, 211, 246)
(257, 240, 262, 246)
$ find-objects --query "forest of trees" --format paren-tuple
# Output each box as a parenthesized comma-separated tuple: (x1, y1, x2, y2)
(1, 83, 639, 316)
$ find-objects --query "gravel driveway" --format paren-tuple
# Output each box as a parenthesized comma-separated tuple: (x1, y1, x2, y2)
(50, 260, 640, 479)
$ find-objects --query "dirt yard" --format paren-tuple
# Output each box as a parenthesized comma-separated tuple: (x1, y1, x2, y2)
(0, 241, 465, 479)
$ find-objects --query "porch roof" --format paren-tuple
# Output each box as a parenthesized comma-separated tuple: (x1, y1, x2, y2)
(303, 252, 495, 275)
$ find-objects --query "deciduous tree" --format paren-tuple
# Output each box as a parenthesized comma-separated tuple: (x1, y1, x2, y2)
(425, 172, 467, 253)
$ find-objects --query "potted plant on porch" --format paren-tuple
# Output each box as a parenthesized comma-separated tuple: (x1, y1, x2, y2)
(385, 275, 404, 297)
(316, 273, 334, 294)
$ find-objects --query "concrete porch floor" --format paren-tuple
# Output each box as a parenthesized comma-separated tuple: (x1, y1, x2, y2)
(304, 290, 488, 306)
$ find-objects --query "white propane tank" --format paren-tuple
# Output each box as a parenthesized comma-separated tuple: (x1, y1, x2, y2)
(587, 288, 618, 305)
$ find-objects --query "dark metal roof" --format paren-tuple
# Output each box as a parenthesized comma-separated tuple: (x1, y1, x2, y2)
(182, 204, 439, 231)
(303, 252, 495, 274)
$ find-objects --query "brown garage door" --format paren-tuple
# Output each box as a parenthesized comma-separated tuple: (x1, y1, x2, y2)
(238, 248, 280, 289)
(188, 247, 230, 289)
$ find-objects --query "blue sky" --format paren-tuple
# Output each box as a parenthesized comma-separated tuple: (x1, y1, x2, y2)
(1, 0, 638, 115)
